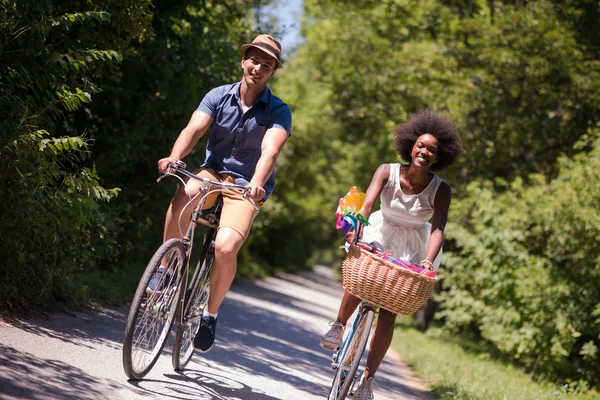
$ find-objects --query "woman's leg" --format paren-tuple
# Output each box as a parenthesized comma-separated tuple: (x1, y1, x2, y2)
(363, 309, 397, 378)
(336, 290, 362, 325)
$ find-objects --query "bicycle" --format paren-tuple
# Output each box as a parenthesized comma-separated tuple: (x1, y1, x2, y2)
(327, 300, 377, 399)
(326, 232, 381, 400)
(122, 160, 257, 380)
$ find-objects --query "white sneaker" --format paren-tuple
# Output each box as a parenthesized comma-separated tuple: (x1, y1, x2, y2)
(319, 321, 345, 350)
(353, 376, 374, 400)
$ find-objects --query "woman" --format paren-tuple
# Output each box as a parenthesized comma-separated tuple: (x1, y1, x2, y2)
(320, 109, 464, 399)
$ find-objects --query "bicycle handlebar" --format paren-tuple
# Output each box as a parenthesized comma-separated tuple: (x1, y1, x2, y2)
(157, 160, 258, 210)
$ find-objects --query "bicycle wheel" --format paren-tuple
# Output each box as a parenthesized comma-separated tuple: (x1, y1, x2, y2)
(327, 308, 374, 400)
(172, 232, 215, 370)
(122, 238, 187, 380)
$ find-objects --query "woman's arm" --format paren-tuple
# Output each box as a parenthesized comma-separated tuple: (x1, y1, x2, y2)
(346, 164, 390, 244)
(360, 164, 390, 219)
(421, 181, 452, 269)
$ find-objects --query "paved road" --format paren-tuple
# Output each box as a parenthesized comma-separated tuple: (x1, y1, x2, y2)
(0, 266, 431, 400)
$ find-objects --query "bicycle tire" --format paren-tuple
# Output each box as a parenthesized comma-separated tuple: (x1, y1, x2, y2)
(327, 308, 374, 400)
(122, 238, 187, 380)
(172, 231, 215, 370)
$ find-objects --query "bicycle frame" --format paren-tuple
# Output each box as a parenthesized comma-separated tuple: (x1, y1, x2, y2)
(157, 161, 252, 326)
(335, 303, 376, 366)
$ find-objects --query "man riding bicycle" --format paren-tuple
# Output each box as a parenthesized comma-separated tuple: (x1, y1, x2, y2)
(156, 34, 292, 353)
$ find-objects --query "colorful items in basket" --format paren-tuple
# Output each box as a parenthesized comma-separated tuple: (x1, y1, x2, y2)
(372, 250, 437, 278)
(335, 186, 369, 236)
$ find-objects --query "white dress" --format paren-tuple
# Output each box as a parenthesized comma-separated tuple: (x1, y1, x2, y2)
(361, 163, 443, 271)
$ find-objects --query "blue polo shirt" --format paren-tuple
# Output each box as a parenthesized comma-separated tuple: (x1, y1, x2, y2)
(197, 82, 292, 200)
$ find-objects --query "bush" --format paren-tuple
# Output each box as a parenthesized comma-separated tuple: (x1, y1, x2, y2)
(439, 128, 600, 389)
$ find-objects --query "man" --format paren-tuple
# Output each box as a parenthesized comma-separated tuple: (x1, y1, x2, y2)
(157, 34, 291, 352)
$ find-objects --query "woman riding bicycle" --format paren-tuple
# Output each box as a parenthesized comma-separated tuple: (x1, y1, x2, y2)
(320, 109, 463, 399)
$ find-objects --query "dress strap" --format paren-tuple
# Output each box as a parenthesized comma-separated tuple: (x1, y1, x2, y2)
(427, 175, 443, 208)
(384, 163, 400, 194)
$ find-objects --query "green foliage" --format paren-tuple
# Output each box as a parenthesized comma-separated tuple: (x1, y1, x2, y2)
(0, 0, 152, 310)
(440, 128, 600, 389)
(0, 107, 120, 309)
(0, 0, 278, 309)
(271, 0, 600, 390)
(72, 0, 276, 275)
(392, 321, 599, 399)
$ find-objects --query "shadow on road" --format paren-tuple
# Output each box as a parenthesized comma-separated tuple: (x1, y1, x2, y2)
(6, 307, 127, 351)
(0, 343, 121, 400)
(2, 266, 429, 399)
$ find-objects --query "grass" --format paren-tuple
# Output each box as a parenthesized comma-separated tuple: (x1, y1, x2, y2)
(391, 318, 599, 400)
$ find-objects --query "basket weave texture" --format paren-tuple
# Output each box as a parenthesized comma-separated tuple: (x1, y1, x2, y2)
(341, 245, 438, 316)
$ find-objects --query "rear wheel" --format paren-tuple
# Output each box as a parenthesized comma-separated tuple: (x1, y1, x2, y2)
(172, 232, 215, 371)
(122, 239, 186, 380)
(327, 308, 374, 399)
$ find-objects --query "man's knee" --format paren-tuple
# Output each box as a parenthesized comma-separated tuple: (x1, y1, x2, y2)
(214, 228, 244, 261)
(168, 186, 189, 209)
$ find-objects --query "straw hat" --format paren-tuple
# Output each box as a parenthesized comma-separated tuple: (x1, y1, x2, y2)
(241, 34, 283, 69)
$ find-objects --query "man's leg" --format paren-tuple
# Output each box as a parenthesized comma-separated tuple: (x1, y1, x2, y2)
(149, 169, 220, 292)
(206, 227, 244, 313)
(163, 169, 219, 242)
(163, 185, 193, 241)
(194, 188, 260, 352)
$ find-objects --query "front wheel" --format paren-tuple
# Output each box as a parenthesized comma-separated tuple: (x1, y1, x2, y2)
(172, 235, 215, 371)
(327, 308, 374, 400)
(122, 239, 187, 380)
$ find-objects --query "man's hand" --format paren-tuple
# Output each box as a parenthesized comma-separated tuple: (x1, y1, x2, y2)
(158, 157, 177, 174)
(246, 182, 265, 201)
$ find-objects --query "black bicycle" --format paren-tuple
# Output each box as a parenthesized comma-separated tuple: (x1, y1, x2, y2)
(122, 160, 256, 380)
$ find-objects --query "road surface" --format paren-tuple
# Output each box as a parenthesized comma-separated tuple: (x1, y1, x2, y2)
(0, 266, 432, 400)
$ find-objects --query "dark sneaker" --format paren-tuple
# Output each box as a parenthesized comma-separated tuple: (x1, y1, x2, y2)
(193, 315, 217, 353)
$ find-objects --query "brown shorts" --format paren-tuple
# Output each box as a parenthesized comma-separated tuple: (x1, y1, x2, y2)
(185, 168, 261, 241)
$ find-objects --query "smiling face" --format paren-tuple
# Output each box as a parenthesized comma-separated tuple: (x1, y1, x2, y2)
(411, 134, 439, 169)
(241, 48, 277, 88)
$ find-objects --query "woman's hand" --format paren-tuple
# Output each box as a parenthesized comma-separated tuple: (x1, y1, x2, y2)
(344, 222, 364, 244)
(345, 224, 372, 251)
(420, 259, 435, 271)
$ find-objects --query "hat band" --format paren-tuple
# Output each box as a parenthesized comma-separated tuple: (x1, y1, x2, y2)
(249, 42, 281, 60)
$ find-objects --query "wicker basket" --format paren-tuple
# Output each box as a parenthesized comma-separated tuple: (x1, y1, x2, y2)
(341, 245, 438, 316)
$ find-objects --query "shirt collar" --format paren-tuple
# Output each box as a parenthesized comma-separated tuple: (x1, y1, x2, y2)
(231, 81, 271, 108)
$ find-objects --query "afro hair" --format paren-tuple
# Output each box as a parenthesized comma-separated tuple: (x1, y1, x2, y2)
(393, 109, 463, 171)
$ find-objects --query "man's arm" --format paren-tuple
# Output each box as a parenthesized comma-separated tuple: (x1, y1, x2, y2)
(246, 127, 289, 200)
(158, 110, 213, 173)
